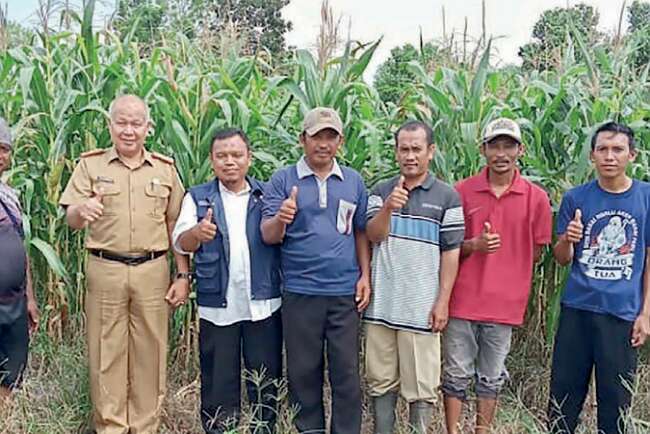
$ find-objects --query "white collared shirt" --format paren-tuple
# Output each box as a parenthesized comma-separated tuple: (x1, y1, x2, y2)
(172, 181, 281, 326)
(296, 156, 344, 208)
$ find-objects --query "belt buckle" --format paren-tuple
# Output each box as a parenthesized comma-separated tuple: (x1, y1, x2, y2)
(123, 256, 142, 266)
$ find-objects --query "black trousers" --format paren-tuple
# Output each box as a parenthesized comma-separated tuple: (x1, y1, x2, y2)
(283, 292, 362, 434)
(199, 310, 283, 434)
(0, 300, 28, 389)
(548, 306, 638, 434)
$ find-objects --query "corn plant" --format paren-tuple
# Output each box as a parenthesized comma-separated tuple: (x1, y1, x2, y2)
(1, 0, 649, 358)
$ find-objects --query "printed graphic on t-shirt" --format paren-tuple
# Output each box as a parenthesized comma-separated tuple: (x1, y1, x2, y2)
(579, 210, 637, 281)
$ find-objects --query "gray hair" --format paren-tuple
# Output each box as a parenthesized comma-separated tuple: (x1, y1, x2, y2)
(108, 94, 151, 122)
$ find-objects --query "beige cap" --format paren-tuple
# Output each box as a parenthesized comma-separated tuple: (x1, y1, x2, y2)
(482, 118, 522, 143)
(303, 107, 343, 136)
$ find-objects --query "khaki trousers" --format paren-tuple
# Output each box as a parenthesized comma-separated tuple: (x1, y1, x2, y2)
(365, 323, 441, 403)
(86, 254, 169, 434)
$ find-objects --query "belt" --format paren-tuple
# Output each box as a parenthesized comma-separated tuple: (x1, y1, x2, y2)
(89, 249, 166, 266)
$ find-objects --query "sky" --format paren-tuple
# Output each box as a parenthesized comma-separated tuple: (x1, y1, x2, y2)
(6, 0, 633, 81)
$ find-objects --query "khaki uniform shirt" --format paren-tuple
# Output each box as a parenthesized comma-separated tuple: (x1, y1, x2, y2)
(60, 147, 184, 254)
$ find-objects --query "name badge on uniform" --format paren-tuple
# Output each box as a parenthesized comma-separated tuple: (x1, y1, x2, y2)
(95, 176, 114, 184)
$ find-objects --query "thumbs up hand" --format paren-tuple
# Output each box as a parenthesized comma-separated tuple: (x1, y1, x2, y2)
(483, 221, 491, 234)
(475, 221, 501, 254)
(194, 207, 218, 243)
(80, 185, 105, 223)
(278, 186, 298, 225)
(564, 208, 584, 244)
(94, 185, 104, 203)
(385, 176, 409, 211)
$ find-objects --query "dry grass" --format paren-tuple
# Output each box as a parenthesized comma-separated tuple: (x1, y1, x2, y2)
(1, 322, 648, 434)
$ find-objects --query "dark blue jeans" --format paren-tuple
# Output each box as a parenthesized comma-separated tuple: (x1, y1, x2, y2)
(548, 306, 637, 434)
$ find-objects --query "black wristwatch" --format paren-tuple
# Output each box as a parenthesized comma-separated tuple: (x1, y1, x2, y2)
(175, 272, 193, 282)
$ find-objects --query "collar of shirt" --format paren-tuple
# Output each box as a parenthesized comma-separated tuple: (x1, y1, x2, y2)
(472, 166, 526, 195)
(296, 155, 344, 181)
(397, 172, 435, 191)
(218, 179, 251, 197)
(106, 146, 155, 167)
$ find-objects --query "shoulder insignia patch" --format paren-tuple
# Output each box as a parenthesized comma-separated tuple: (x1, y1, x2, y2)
(152, 152, 174, 165)
(80, 148, 107, 158)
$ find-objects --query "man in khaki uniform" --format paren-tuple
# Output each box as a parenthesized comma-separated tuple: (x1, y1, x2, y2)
(60, 95, 190, 434)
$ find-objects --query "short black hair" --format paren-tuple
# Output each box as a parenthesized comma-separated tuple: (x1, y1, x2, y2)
(591, 122, 635, 151)
(210, 128, 251, 153)
(394, 120, 433, 147)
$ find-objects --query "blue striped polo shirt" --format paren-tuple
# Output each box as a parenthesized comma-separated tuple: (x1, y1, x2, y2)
(364, 173, 465, 332)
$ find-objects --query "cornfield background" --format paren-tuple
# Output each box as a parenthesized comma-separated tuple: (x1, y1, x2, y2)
(0, 0, 649, 433)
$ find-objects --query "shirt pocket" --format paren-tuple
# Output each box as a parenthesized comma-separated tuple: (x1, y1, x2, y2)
(194, 251, 220, 292)
(336, 199, 357, 235)
(92, 182, 121, 216)
(145, 179, 172, 219)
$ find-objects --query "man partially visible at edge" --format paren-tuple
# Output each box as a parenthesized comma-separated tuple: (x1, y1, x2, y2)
(0, 117, 39, 403)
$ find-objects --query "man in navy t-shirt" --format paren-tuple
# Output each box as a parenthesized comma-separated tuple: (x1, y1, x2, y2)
(549, 122, 650, 434)
(261, 107, 371, 434)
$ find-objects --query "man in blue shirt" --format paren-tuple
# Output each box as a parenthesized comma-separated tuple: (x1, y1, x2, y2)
(261, 107, 371, 434)
(549, 122, 650, 434)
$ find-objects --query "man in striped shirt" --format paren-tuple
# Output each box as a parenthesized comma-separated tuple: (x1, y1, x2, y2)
(365, 120, 464, 434)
